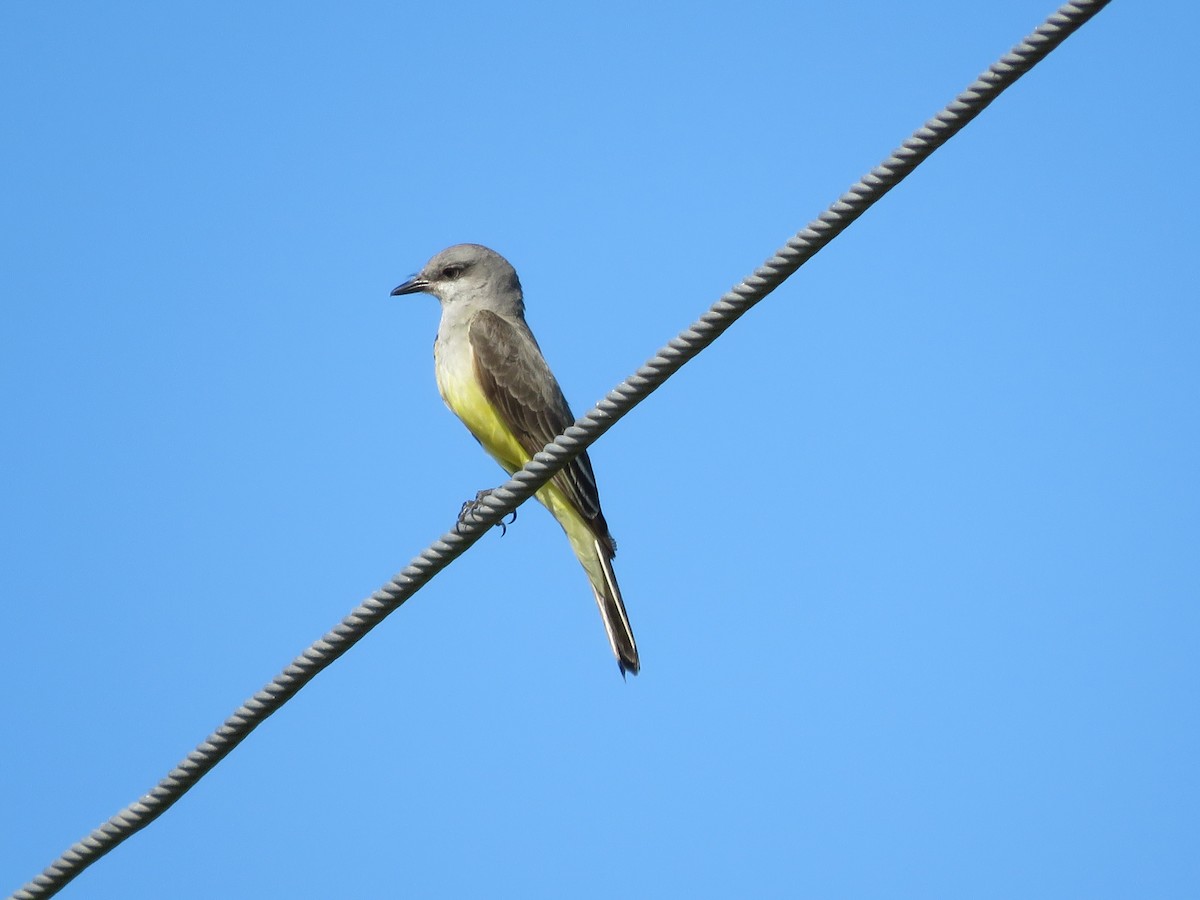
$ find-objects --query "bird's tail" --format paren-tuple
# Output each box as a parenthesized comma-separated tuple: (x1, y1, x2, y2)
(544, 490, 640, 676)
(584, 537, 640, 676)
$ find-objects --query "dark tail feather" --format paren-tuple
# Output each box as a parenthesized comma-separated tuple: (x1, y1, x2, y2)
(591, 538, 640, 676)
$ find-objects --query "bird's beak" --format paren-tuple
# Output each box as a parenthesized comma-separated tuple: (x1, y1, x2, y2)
(390, 275, 430, 296)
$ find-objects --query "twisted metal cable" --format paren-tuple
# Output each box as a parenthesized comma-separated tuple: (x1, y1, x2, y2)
(9, 1, 1110, 897)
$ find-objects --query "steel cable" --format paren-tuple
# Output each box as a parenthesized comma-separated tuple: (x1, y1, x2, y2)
(9, 1, 1110, 896)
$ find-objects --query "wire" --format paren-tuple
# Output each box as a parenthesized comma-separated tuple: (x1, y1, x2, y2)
(8, 1, 1111, 897)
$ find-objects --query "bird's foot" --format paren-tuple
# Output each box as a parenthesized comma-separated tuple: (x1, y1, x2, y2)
(456, 489, 518, 537)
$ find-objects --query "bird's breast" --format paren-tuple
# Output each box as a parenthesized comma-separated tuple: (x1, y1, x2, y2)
(434, 324, 527, 474)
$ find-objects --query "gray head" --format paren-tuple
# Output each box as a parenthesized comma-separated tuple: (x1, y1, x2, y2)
(391, 243, 524, 316)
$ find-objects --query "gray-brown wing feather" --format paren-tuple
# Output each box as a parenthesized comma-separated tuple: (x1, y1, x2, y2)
(468, 309, 612, 547)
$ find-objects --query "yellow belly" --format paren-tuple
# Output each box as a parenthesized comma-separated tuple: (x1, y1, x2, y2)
(436, 344, 588, 540)
(438, 354, 527, 473)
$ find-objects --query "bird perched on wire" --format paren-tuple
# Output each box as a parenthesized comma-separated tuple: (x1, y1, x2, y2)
(392, 244, 640, 676)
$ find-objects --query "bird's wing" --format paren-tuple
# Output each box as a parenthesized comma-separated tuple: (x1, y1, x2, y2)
(468, 308, 609, 538)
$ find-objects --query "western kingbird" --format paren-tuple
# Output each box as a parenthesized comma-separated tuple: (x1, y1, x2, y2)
(391, 244, 640, 676)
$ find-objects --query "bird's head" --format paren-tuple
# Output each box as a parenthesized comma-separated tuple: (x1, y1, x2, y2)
(391, 243, 524, 314)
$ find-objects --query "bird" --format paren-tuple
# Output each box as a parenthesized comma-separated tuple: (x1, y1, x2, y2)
(391, 244, 640, 676)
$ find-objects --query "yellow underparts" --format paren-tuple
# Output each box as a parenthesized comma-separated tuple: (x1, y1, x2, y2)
(438, 356, 604, 584)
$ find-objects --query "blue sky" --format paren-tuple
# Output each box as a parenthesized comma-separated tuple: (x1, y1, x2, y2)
(3, 1, 1197, 897)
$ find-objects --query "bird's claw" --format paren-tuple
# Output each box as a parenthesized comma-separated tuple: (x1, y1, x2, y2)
(456, 489, 518, 536)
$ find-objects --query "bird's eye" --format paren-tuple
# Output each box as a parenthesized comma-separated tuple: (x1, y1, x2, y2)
(442, 264, 464, 280)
